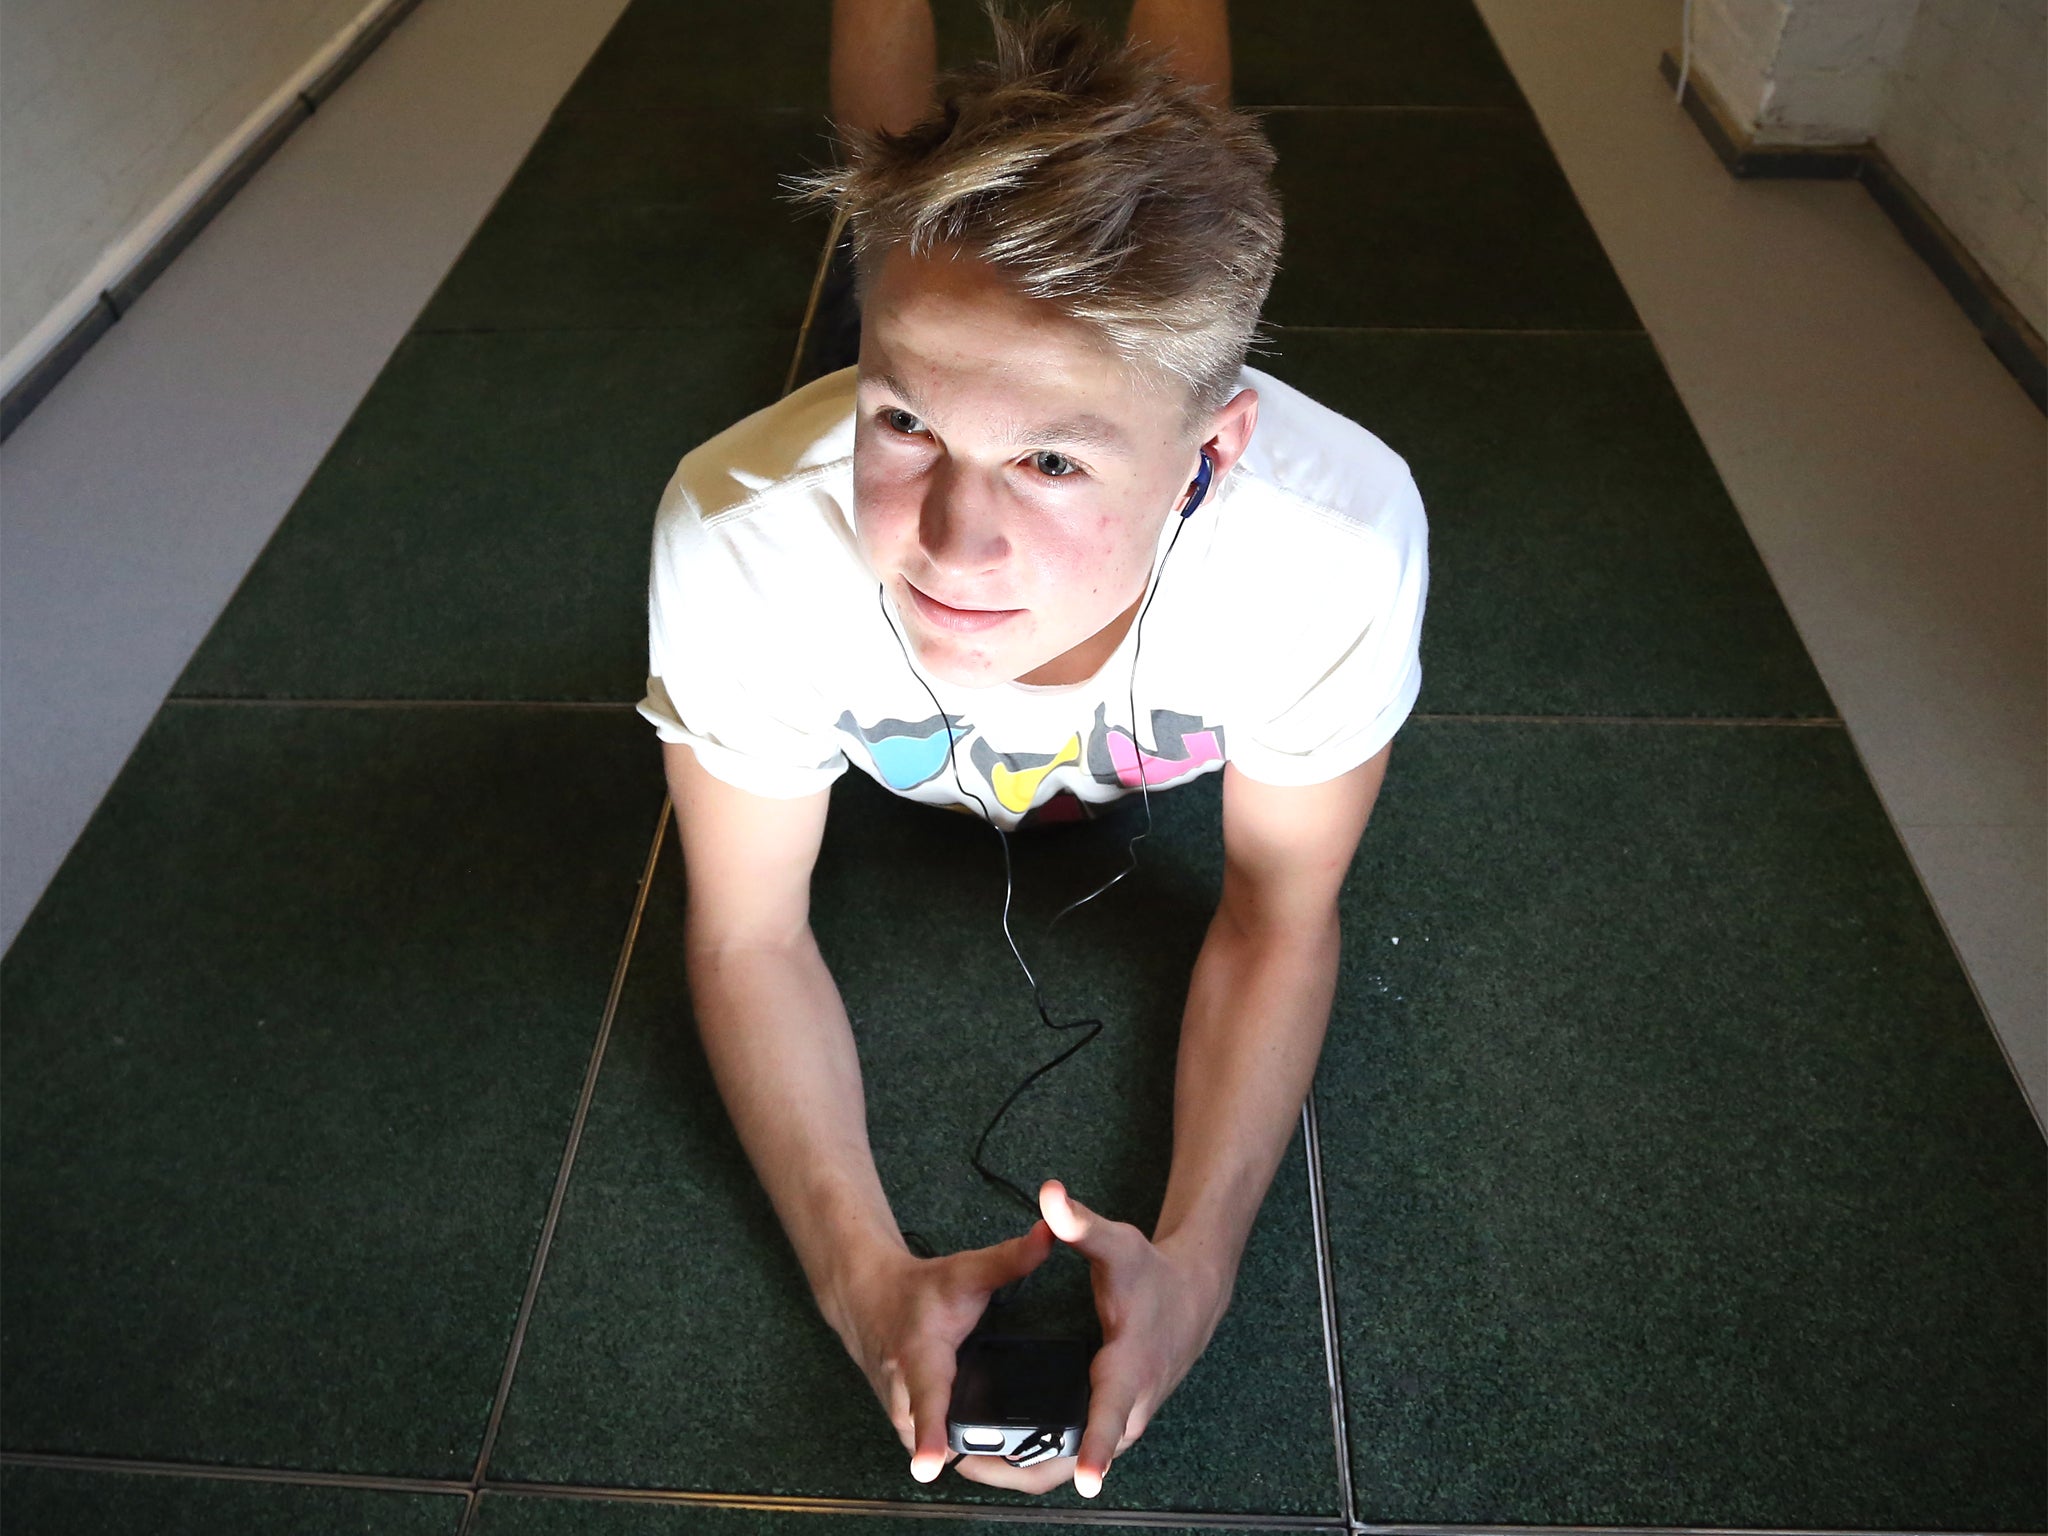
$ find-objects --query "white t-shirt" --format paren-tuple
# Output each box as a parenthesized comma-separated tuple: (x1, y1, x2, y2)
(637, 364, 1429, 830)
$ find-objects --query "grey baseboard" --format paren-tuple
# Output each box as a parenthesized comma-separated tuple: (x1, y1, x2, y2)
(1660, 49, 2046, 415)
(0, 0, 431, 444)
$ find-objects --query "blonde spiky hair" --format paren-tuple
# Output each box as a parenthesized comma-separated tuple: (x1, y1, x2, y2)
(783, 0, 1283, 434)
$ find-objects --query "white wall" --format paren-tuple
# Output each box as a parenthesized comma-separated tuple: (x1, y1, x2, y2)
(1688, 0, 1923, 143)
(1876, 0, 2048, 337)
(1686, 0, 2046, 338)
(1, 0, 371, 363)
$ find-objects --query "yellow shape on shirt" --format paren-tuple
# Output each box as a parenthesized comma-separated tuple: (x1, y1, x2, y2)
(991, 733, 1082, 815)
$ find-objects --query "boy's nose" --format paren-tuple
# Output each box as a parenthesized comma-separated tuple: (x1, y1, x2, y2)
(917, 467, 1010, 576)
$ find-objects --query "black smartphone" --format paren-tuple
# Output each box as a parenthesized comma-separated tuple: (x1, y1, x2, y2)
(947, 1332, 1093, 1467)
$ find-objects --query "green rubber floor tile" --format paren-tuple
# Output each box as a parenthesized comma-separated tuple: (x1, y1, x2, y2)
(1233, 0, 1525, 108)
(170, 329, 792, 702)
(473, 1489, 1303, 1535)
(0, 1466, 464, 1535)
(0, 706, 664, 1475)
(1261, 109, 1641, 331)
(1257, 329, 1836, 719)
(488, 772, 1340, 1516)
(553, 0, 834, 116)
(1313, 720, 2045, 1528)
(412, 110, 835, 333)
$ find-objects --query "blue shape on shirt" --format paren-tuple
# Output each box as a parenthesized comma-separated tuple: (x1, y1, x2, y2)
(836, 710, 966, 790)
(867, 729, 955, 790)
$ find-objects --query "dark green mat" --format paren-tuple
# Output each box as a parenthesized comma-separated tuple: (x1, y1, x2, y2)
(6, 0, 2039, 1524)
(1231, 0, 1525, 109)
(488, 776, 1340, 1515)
(413, 111, 834, 335)
(1258, 329, 1836, 719)
(167, 329, 1829, 719)
(474, 1492, 1258, 1536)
(0, 1466, 463, 1535)
(170, 329, 793, 703)
(1262, 108, 1641, 331)
(1318, 720, 2045, 1527)
(0, 707, 662, 1475)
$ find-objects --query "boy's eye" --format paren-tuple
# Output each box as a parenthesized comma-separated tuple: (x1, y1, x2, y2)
(877, 408, 1080, 479)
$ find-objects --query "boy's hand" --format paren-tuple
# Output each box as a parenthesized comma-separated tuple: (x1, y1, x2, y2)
(949, 1178, 1234, 1498)
(827, 1218, 1058, 1483)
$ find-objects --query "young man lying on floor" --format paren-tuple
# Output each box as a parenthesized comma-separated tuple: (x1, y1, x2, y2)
(636, 0, 1428, 1501)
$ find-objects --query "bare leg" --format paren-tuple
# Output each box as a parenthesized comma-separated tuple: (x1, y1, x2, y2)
(830, 0, 938, 138)
(1126, 0, 1231, 105)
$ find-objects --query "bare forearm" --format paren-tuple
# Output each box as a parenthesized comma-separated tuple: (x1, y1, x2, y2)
(1150, 905, 1341, 1292)
(685, 926, 905, 1327)
(1127, 0, 1232, 104)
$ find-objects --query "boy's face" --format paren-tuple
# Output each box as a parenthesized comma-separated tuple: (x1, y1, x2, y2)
(851, 241, 1256, 689)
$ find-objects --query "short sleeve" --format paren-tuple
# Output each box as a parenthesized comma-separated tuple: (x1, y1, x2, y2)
(635, 486, 849, 799)
(1226, 471, 1430, 787)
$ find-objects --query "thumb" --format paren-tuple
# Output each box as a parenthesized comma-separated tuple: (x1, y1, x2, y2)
(904, 1335, 958, 1484)
(981, 1216, 1055, 1289)
(1040, 1179, 1112, 1259)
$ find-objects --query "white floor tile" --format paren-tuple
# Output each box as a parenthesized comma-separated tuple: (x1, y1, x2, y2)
(1900, 822, 2047, 1111)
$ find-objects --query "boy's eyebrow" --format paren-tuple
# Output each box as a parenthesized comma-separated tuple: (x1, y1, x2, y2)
(865, 367, 1131, 454)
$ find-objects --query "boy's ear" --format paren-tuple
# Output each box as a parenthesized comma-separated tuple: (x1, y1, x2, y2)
(1196, 387, 1259, 483)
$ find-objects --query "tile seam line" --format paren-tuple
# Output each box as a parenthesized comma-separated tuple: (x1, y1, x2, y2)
(164, 697, 643, 710)
(405, 323, 813, 336)
(0, 1451, 465, 1498)
(1300, 1092, 1359, 1528)
(1268, 326, 1647, 336)
(1829, 722, 2048, 1141)
(0, 1459, 2008, 1536)
(175, 203, 847, 741)
(158, 700, 1847, 729)
(1243, 103, 1532, 113)
(397, 323, 1651, 338)
(785, 201, 850, 399)
(482, 101, 1529, 115)
(1410, 713, 1844, 727)
(457, 796, 671, 1525)
(1347, 1528, 1993, 1536)
(477, 1480, 1348, 1528)
(452, 210, 850, 1533)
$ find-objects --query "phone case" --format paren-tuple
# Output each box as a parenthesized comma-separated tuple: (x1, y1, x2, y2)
(946, 1333, 1092, 1467)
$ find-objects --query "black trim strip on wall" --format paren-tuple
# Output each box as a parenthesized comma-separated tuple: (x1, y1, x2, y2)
(0, 0, 430, 445)
(1659, 50, 2047, 415)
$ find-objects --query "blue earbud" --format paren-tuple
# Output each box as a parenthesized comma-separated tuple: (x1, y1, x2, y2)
(1179, 451, 1214, 519)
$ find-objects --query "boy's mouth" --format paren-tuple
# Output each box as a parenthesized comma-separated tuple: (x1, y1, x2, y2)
(906, 580, 1023, 632)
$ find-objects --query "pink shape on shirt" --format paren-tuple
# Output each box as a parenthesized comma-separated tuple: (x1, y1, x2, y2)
(1107, 727, 1222, 788)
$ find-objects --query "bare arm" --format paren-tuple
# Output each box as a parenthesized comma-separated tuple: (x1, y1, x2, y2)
(1153, 745, 1391, 1286)
(663, 740, 905, 1331)
(666, 738, 1055, 1479)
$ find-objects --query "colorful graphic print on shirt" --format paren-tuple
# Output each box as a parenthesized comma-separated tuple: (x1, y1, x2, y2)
(834, 702, 1226, 820)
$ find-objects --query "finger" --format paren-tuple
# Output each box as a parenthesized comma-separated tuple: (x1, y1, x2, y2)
(1073, 1356, 1142, 1497)
(1039, 1180, 1128, 1264)
(951, 1451, 1075, 1494)
(904, 1339, 958, 1484)
(888, 1374, 914, 1454)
